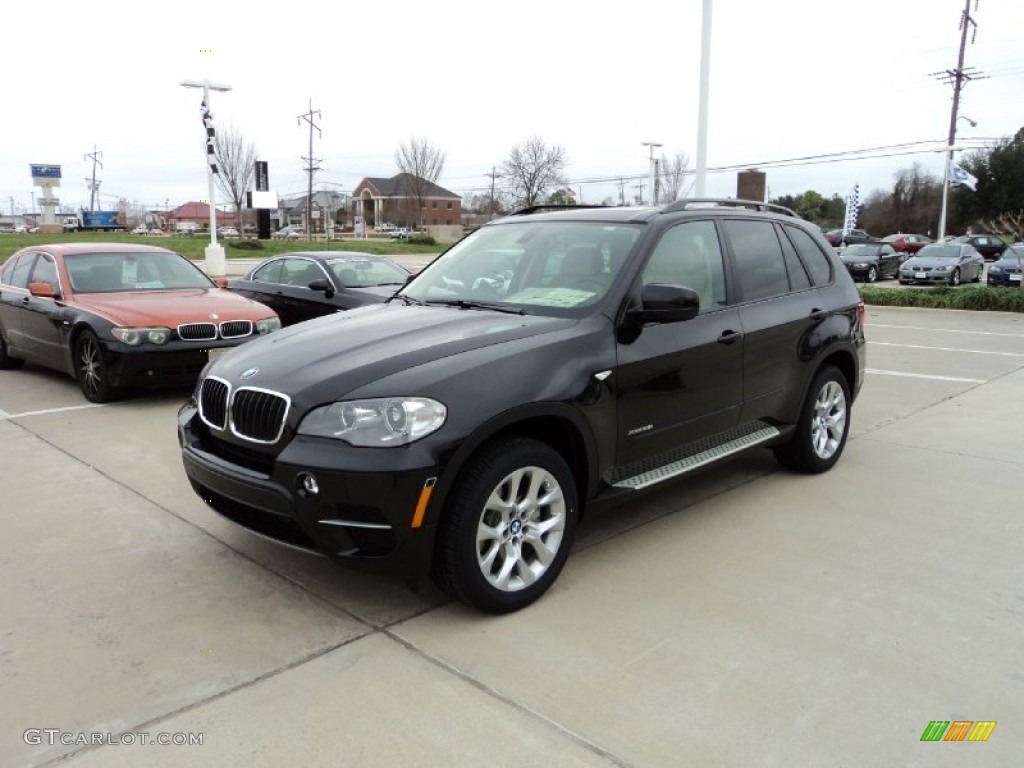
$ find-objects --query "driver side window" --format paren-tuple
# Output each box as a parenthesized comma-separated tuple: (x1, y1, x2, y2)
(642, 220, 727, 313)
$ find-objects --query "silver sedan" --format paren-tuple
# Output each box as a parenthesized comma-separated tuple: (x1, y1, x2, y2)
(898, 243, 985, 286)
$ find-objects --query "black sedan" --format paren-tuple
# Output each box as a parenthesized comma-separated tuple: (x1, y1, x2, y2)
(898, 243, 985, 286)
(955, 234, 1008, 261)
(228, 252, 411, 326)
(839, 243, 902, 282)
(985, 246, 1023, 287)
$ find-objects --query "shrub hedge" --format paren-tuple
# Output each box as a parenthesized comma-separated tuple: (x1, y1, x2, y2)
(227, 239, 265, 251)
(859, 285, 1024, 312)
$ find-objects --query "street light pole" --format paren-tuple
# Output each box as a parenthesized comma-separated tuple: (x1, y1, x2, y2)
(180, 78, 232, 276)
(694, 0, 713, 197)
(641, 141, 662, 205)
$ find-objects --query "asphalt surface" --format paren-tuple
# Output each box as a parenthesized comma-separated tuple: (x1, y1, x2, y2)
(2, 304, 1022, 767)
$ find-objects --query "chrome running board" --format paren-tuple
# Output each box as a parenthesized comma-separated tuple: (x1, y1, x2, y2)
(611, 424, 781, 490)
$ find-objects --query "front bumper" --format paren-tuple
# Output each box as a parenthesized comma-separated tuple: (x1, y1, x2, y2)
(898, 271, 953, 284)
(100, 337, 255, 388)
(987, 271, 1021, 287)
(177, 402, 439, 579)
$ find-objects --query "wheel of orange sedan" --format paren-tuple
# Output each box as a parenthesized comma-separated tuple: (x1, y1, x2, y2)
(434, 437, 577, 613)
(75, 330, 118, 403)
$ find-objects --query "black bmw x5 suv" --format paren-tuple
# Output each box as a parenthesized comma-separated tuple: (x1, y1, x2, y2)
(178, 199, 866, 613)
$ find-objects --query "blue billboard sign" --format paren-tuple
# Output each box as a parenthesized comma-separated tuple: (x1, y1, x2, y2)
(30, 164, 62, 179)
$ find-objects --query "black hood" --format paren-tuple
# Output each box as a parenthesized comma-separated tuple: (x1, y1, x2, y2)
(208, 303, 574, 402)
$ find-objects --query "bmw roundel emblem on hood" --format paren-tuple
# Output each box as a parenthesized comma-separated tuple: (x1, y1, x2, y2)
(209, 313, 220, 320)
(241, 368, 259, 379)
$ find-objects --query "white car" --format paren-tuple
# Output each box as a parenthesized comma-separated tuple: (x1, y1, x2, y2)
(388, 227, 415, 240)
(132, 226, 148, 235)
(219, 227, 240, 238)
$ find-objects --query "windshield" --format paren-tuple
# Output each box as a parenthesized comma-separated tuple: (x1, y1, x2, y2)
(327, 257, 408, 287)
(915, 245, 960, 260)
(66, 252, 214, 293)
(399, 221, 643, 316)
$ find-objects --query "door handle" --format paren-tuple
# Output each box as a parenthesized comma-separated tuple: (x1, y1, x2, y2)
(21, 296, 31, 305)
(810, 308, 828, 320)
(717, 330, 743, 345)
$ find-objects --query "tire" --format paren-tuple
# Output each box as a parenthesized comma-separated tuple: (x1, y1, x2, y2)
(434, 437, 578, 613)
(0, 330, 25, 369)
(866, 266, 878, 283)
(74, 330, 118, 403)
(773, 365, 852, 474)
(949, 268, 961, 286)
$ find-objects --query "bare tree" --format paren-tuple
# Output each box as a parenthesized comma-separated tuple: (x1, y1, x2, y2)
(658, 152, 692, 201)
(213, 125, 258, 234)
(500, 136, 568, 208)
(395, 137, 446, 228)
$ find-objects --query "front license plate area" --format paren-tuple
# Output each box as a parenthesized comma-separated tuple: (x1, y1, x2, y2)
(915, 272, 928, 279)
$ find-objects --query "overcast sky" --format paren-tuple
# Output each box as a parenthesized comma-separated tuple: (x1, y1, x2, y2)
(2, 0, 1022, 215)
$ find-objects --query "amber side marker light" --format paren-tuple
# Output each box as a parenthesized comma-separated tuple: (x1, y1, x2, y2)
(411, 477, 437, 528)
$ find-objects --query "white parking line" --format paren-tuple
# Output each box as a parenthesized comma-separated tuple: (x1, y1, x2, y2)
(869, 341, 1024, 358)
(870, 323, 1024, 339)
(0, 403, 107, 420)
(865, 368, 985, 384)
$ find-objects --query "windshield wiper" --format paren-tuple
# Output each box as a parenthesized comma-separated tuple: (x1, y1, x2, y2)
(426, 299, 526, 315)
(389, 293, 425, 306)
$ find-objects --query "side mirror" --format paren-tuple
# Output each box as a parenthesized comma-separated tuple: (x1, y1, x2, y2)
(308, 278, 335, 298)
(627, 284, 700, 324)
(212, 276, 229, 289)
(29, 282, 59, 300)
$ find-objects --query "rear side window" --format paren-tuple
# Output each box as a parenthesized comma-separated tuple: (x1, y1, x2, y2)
(784, 225, 833, 286)
(722, 220, 790, 302)
(775, 224, 812, 291)
(5, 253, 35, 288)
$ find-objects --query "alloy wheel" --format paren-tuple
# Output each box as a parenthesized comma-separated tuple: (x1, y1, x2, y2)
(811, 380, 847, 461)
(475, 466, 567, 592)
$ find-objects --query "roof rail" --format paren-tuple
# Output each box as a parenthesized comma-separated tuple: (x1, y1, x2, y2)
(509, 204, 612, 216)
(661, 198, 799, 218)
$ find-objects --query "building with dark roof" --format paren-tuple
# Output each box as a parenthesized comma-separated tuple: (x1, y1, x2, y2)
(353, 173, 461, 236)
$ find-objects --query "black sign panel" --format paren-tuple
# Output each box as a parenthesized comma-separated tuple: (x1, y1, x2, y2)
(255, 161, 269, 191)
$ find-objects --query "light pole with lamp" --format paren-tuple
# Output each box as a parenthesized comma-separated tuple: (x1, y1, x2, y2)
(180, 78, 232, 276)
(937, 114, 977, 241)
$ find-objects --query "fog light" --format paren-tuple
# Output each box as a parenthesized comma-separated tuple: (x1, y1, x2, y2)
(297, 472, 319, 498)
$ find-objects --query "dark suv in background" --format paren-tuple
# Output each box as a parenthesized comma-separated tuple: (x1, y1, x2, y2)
(178, 199, 866, 613)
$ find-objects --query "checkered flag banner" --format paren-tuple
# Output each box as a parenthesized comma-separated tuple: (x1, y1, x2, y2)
(843, 184, 860, 236)
(200, 99, 218, 175)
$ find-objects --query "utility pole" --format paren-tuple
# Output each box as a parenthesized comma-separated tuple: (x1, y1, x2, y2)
(84, 145, 103, 212)
(933, 0, 985, 239)
(298, 99, 322, 243)
(617, 178, 627, 206)
(653, 158, 661, 205)
(641, 141, 662, 205)
(484, 166, 502, 219)
(633, 181, 646, 205)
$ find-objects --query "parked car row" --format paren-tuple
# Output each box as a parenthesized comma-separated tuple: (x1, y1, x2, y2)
(986, 245, 1024, 287)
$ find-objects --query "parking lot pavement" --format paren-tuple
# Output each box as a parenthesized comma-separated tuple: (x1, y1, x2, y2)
(3, 305, 1023, 766)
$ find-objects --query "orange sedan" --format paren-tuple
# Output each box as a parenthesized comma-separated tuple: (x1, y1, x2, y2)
(0, 243, 281, 402)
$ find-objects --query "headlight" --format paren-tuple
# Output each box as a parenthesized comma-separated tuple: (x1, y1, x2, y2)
(255, 317, 282, 334)
(298, 397, 447, 446)
(989, 266, 1002, 274)
(935, 265, 950, 271)
(111, 326, 171, 345)
(854, 263, 868, 268)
